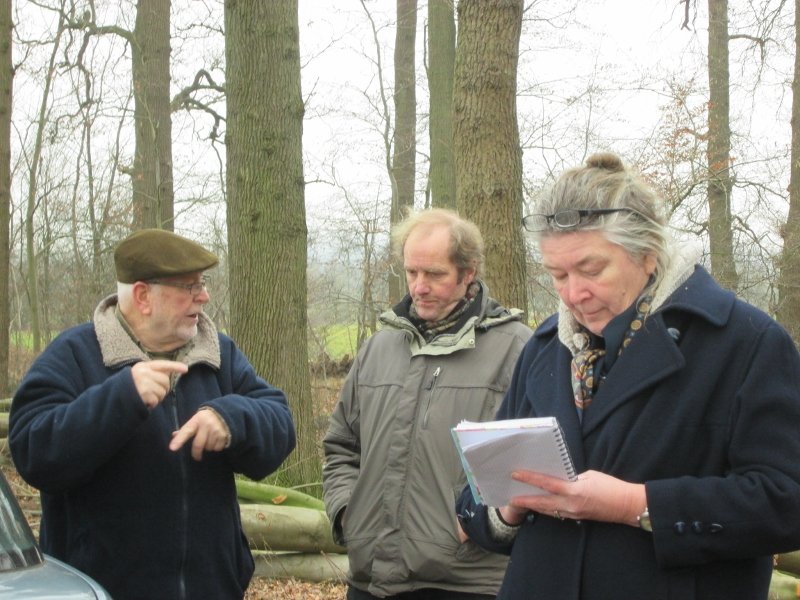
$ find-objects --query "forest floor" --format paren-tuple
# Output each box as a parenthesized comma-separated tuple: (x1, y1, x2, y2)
(1, 371, 351, 600)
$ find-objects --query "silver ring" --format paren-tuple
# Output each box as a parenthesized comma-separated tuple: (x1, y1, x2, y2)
(553, 510, 564, 520)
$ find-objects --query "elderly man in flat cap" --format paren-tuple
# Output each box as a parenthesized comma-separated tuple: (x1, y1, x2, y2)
(9, 229, 296, 600)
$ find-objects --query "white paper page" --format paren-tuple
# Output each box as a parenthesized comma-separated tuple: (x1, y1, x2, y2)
(460, 425, 573, 507)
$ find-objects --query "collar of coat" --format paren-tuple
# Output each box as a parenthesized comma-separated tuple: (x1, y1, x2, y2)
(379, 280, 526, 356)
(546, 242, 734, 356)
(93, 293, 221, 369)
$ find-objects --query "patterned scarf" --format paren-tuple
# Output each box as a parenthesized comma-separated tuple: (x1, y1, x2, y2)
(410, 281, 480, 341)
(571, 296, 652, 419)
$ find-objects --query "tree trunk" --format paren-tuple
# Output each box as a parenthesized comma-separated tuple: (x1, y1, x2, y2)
(25, 13, 65, 354)
(706, 0, 738, 291)
(225, 1, 319, 491)
(427, 0, 456, 209)
(776, 0, 800, 344)
(453, 0, 528, 315)
(388, 0, 417, 305)
(0, 0, 11, 394)
(131, 0, 174, 230)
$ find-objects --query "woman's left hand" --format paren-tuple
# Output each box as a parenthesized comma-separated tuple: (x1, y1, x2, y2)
(508, 469, 646, 526)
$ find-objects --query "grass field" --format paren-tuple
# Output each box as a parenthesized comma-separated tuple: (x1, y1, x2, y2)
(310, 324, 359, 360)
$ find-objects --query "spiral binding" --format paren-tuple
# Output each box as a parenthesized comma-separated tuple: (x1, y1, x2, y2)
(553, 424, 578, 481)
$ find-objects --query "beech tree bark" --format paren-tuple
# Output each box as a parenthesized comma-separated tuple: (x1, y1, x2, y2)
(225, 0, 318, 490)
(453, 0, 528, 315)
(706, 0, 738, 291)
(427, 0, 456, 209)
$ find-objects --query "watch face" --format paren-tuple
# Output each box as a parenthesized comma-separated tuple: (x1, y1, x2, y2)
(638, 510, 652, 532)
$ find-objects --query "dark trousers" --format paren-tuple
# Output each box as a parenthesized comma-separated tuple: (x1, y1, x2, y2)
(347, 586, 495, 600)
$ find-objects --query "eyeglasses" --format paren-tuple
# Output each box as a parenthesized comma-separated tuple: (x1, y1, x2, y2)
(147, 275, 210, 296)
(521, 208, 637, 232)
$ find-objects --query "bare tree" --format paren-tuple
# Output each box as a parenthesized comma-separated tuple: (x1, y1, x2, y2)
(388, 0, 417, 305)
(225, 0, 319, 490)
(131, 0, 174, 230)
(707, 0, 739, 291)
(777, 0, 800, 343)
(0, 0, 10, 393)
(426, 0, 456, 209)
(35, 0, 176, 231)
(23, 9, 66, 353)
(453, 0, 528, 314)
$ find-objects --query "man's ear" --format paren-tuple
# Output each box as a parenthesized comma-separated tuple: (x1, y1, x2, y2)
(132, 282, 153, 316)
(462, 264, 477, 286)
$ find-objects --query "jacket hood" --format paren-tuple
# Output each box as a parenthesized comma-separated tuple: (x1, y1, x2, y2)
(93, 294, 221, 369)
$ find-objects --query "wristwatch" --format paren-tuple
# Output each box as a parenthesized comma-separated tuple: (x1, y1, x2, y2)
(637, 507, 652, 532)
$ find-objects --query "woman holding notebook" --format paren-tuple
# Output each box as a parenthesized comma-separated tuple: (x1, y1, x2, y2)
(456, 152, 800, 600)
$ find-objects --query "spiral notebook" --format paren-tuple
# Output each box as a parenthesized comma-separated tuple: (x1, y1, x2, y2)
(452, 417, 577, 507)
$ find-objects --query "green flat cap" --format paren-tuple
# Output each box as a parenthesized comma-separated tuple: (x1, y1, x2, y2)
(114, 229, 219, 284)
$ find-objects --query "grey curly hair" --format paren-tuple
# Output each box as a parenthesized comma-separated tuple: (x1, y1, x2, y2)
(529, 152, 673, 295)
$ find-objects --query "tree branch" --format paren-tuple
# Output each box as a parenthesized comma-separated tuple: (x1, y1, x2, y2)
(170, 69, 225, 112)
(680, 0, 693, 31)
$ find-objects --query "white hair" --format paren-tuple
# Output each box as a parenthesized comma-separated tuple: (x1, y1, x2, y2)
(116, 282, 134, 306)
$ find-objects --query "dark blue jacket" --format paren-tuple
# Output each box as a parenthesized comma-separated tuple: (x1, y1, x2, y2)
(9, 295, 296, 600)
(457, 266, 800, 600)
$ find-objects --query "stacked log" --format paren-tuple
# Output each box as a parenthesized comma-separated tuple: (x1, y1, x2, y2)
(236, 478, 349, 582)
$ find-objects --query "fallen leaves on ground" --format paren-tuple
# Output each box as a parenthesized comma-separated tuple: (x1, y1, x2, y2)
(245, 577, 347, 599)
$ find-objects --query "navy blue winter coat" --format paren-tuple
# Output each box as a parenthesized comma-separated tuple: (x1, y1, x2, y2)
(457, 266, 800, 600)
(9, 295, 296, 600)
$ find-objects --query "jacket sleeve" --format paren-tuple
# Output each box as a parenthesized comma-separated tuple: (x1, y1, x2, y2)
(648, 320, 800, 567)
(203, 336, 296, 481)
(9, 336, 152, 493)
(321, 359, 361, 546)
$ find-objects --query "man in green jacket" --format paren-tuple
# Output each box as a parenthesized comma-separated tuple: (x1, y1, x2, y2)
(323, 209, 532, 600)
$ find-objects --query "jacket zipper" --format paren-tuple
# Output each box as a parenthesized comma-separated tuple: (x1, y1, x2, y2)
(422, 367, 441, 429)
(169, 388, 189, 600)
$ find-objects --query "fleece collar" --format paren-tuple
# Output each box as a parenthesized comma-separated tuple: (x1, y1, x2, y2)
(93, 294, 221, 370)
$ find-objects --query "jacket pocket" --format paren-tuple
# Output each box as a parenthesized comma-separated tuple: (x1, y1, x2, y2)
(455, 538, 493, 562)
(344, 535, 377, 583)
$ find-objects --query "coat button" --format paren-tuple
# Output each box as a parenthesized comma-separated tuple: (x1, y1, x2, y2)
(709, 523, 723, 533)
(674, 522, 685, 534)
(692, 521, 704, 534)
